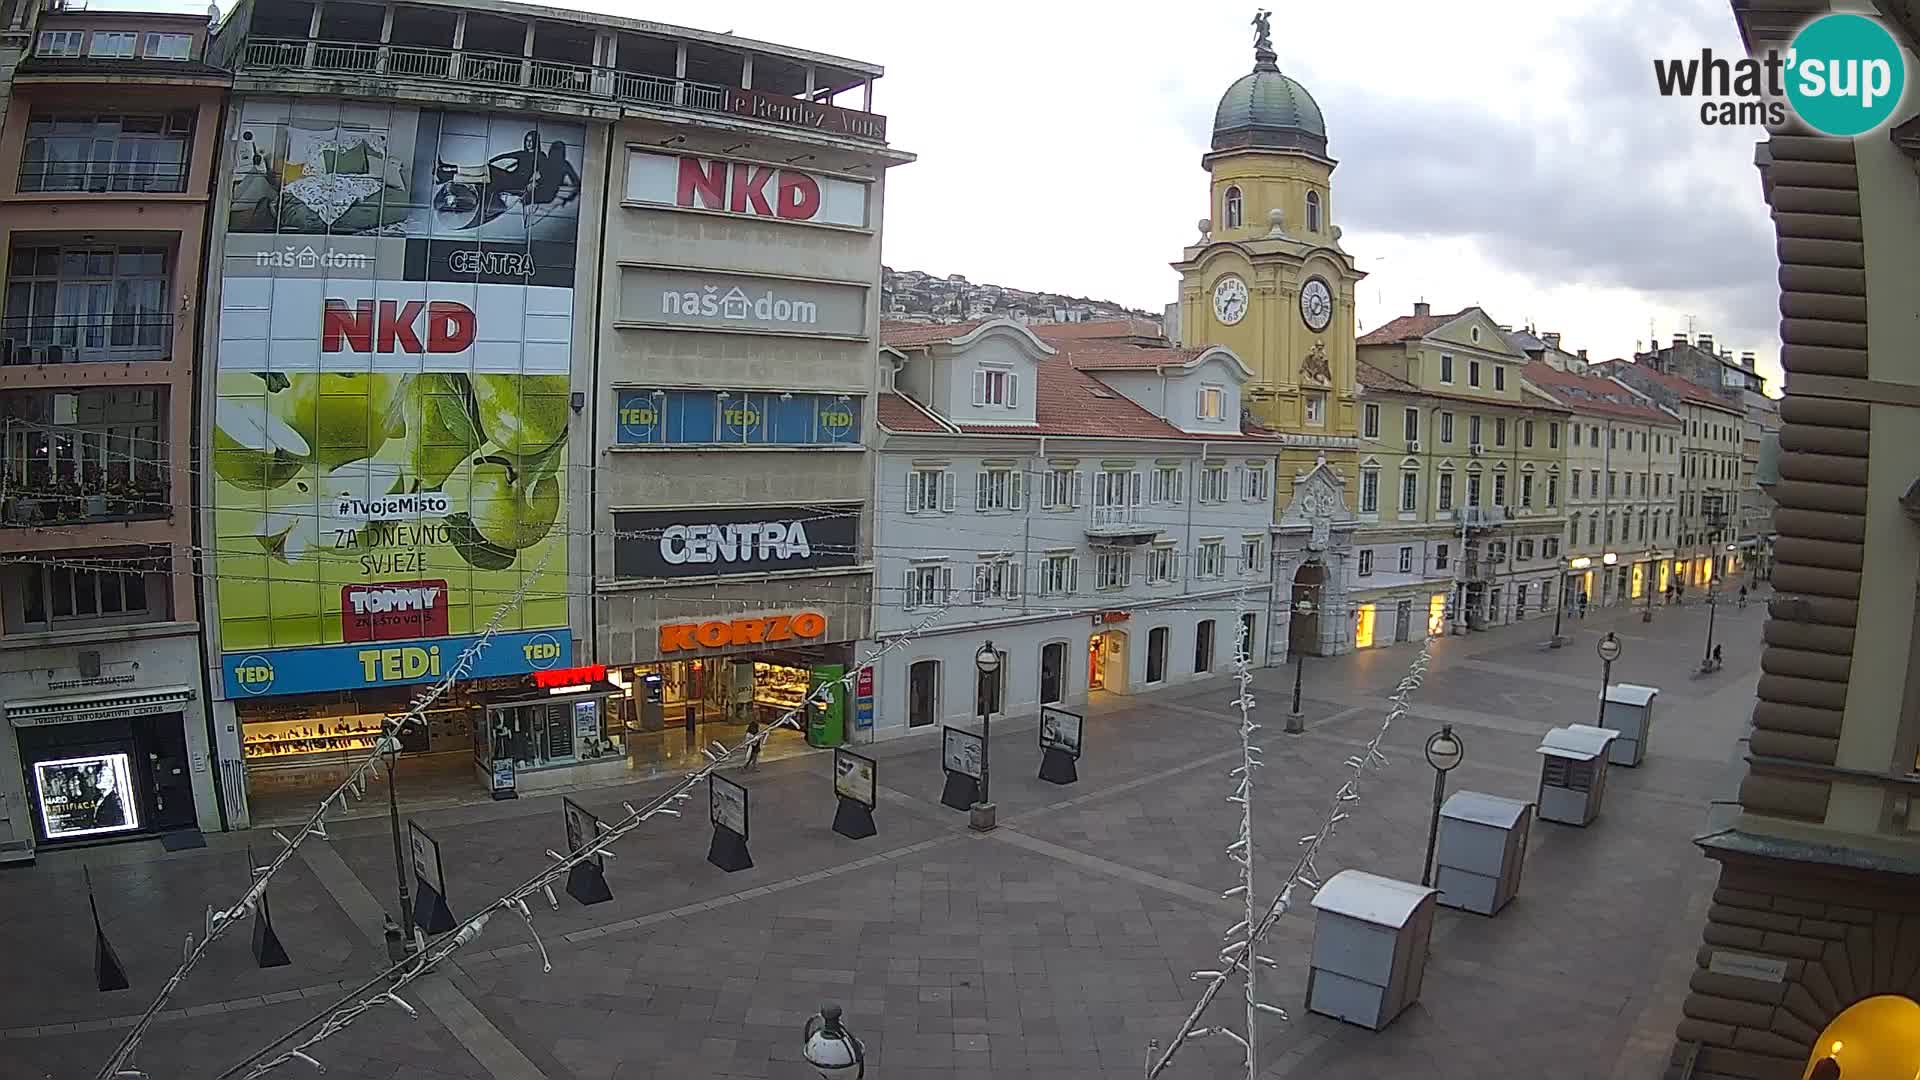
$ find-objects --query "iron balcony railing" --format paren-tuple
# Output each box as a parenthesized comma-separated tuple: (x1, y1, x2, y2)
(1090, 504, 1140, 529)
(1, 485, 171, 528)
(17, 162, 189, 195)
(237, 37, 866, 137)
(1, 314, 174, 364)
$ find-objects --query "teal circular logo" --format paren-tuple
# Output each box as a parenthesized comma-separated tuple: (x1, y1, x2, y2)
(1787, 14, 1906, 136)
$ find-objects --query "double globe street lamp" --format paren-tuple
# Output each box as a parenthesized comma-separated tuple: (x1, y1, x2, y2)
(971, 641, 1000, 832)
(1420, 724, 1465, 887)
(802, 1004, 865, 1078)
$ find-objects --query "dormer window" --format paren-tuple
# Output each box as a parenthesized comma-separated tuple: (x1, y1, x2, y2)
(1197, 384, 1225, 420)
(36, 30, 84, 56)
(1306, 191, 1322, 233)
(1224, 186, 1243, 229)
(143, 32, 192, 60)
(973, 366, 1018, 408)
(88, 31, 137, 58)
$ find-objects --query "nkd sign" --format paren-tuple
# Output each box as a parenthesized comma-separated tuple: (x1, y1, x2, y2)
(619, 267, 867, 338)
(613, 504, 859, 580)
(626, 151, 869, 229)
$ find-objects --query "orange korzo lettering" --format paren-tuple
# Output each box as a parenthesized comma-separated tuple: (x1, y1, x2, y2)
(659, 623, 697, 652)
(657, 611, 828, 653)
(765, 616, 792, 642)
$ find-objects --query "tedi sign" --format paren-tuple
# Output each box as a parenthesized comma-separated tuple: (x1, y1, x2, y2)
(612, 504, 859, 580)
(625, 151, 870, 229)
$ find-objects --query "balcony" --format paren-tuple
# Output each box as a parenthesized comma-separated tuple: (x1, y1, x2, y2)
(18, 163, 189, 195)
(1, 387, 171, 529)
(3, 481, 170, 527)
(2, 314, 174, 365)
(234, 33, 886, 143)
(1086, 504, 1161, 546)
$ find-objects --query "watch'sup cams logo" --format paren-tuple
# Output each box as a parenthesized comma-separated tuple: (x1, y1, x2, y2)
(1653, 13, 1906, 136)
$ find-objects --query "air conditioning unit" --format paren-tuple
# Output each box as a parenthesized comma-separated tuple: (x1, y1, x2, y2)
(1406, 439, 1421, 452)
(1469, 443, 1485, 457)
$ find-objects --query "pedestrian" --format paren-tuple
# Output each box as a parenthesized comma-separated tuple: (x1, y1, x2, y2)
(1713, 644, 1724, 668)
(1738, 585, 1748, 608)
(1578, 594, 1588, 618)
(744, 716, 762, 771)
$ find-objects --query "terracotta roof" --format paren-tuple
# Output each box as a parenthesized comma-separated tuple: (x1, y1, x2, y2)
(875, 392, 952, 434)
(1356, 362, 1417, 393)
(879, 319, 993, 347)
(1521, 363, 1678, 424)
(1355, 310, 1465, 346)
(1053, 339, 1207, 371)
(1027, 318, 1166, 343)
(1354, 363, 1571, 415)
(1601, 360, 1742, 412)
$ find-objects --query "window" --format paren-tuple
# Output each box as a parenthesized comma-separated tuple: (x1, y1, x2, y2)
(88, 31, 137, 57)
(1607, 471, 1617, 497)
(1521, 473, 1534, 507)
(1467, 472, 1482, 507)
(1195, 620, 1216, 674)
(1469, 359, 1482, 387)
(1492, 472, 1507, 505)
(1197, 539, 1226, 578)
(1097, 549, 1131, 590)
(1543, 537, 1559, 559)
(1590, 426, 1599, 448)
(975, 465, 1023, 511)
(973, 556, 1021, 602)
(1517, 539, 1534, 561)
(613, 389, 862, 447)
(1494, 417, 1507, 446)
(1590, 472, 1600, 498)
(1093, 468, 1143, 526)
(1241, 463, 1269, 502)
(1547, 474, 1559, 507)
(1150, 465, 1182, 505)
(1624, 473, 1632, 497)
(1398, 546, 1413, 574)
(1494, 365, 1507, 391)
(1358, 549, 1375, 576)
(1440, 354, 1455, 383)
(905, 563, 953, 608)
(1638, 511, 1648, 541)
(1148, 544, 1178, 584)
(1199, 465, 1229, 503)
(36, 30, 84, 56)
(1571, 423, 1581, 444)
(1435, 544, 1450, 570)
(1359, 468, 1380, 513)
(1040, 552, 1079, 596)
(1198, 384, 1225, 420)
(1404, 408, 1420, 443)
(1605, 514, 1615, 543)
(143, 32, 192, 59)
(1363, 403, 1380, 439)
(1570, 468, 1581, 499)
(906, 467, 954, 514)
(5, 243, 174, 361)
(1523, 420, 1534, 448)
(1305, 190, 1322, 232)
(1437, 472, 1454, 511)
(1044, 467, 1082, 510)
(1304, 392, 1326, 425)
(1549, 422, 1560, 449)
(1469, 415, 1483, 445)
(10, 555, 159, 631)
(2, 389, 168, 525)
(1241, 534, 1264, 574)
(1224, 186, 1243, 228)
(1487, 540, 1507, 564)
(1400, 471, 1418, 512)
(1470, 326, 1482, 343)
(973, 366, 1018, 408)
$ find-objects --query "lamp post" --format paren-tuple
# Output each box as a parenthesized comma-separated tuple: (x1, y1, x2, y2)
(802, 1003, 865, 1078)
(383, 719, 414, 956)
(1642, 550, 1656, 623)
(1286, 598, 1314, 734)
(970, 641, 1000, 832)
(1701, 587, 1721, 673)
(1596, 632, 1621, 727)
(1549, 568, 1568, 647)
(1420, 724, 1465, 887)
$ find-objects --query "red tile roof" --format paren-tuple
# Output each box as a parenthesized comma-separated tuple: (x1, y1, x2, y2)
(1356, 361, 1417, 393)
(875, 392, 952, 433)
(1053, 339, 1207, 371)
(1355, 309, 1465, 346)
(879, 319, 993, 347)
(1521, 363, 1678, 424)
(1027, 318, 1166, 343)
(1598, 360, 1742, 411)
(1355, 361, 1571, 414)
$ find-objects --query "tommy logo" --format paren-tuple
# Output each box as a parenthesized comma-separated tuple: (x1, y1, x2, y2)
(341, 580, 450, 642)
(322, 299, 476, 354)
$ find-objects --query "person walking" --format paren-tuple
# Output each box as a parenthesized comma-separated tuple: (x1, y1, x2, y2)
(744, 716, 763, 771)
(1738, 584, 1749, 609)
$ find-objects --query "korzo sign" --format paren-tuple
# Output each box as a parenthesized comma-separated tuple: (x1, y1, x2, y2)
(626, 152, 869, 229)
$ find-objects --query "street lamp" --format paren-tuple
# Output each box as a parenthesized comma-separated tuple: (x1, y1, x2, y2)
(383, 717, 415, 958)
(1700, 588, 1722, 674)
(1642, 549, 1656, 623)
(1596, 632, 1622, 726)
(802, 1003, 865, 1078)
(1286, 598, 1315, 734)
(1420, 724, 1465, 887)
(970, 641, 1000, 832)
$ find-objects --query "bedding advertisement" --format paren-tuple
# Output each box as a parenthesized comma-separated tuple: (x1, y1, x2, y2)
(214, 99, 582, 697)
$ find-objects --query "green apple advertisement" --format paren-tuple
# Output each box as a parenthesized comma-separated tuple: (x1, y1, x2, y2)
(214, 99, 583, 698)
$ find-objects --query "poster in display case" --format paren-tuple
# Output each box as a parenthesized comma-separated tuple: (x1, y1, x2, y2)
(833, 748, 877, 808)
(709, 774, 749, 839)
(942, 726, 983, 780)
(34, 753, 140, 840)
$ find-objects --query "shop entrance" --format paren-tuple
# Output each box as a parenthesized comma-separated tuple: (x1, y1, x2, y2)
(612, 646, 846, 771)
(1089, 630, 1129, 693)
(1039, 643, 1066, 706)
(1290, 562, 1326, 656)
(17, 714, 193, 845)
(1395, 600, 1413, 642)
(908, 659, 939, 727)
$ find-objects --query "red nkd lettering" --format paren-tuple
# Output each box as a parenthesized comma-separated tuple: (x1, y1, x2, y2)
(729, 163, 776, 216)
(776, 170, 821, 220)
(321, 300, 475, 354)
(676, 156, 727, 211)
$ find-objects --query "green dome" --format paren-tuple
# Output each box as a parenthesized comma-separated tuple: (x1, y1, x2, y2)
(1212, 64, 1327, 156)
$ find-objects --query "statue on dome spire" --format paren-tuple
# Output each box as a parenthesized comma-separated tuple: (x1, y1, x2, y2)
(1251, 9, 1279, 71)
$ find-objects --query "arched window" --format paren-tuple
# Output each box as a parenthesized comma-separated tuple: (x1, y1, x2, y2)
(1224, 186, 1243, 228)
(1305, 191, 1322, 232)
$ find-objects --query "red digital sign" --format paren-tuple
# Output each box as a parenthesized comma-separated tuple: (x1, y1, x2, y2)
(533, 664, 606, 689)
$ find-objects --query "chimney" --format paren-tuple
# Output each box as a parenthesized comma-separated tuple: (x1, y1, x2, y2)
(1543, 331, 1561, 349)
(1577, 348, 1588, 362)
(1672, 333, 1687, 349)
(1741, 350, 1756, 371)
(1697, 333, 1714, 354)
(1413, 301, 1431, 317)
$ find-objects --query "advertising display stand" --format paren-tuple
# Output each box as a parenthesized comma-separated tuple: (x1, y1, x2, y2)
(939, 726, 983, 811)
(248, 846, 292, 967)
(408, 821, 456, 934)
(1037, 706, 1083, 785)
(87, 871, 128, 992)
(561, 798, 613, 906)
(707, 774, 752, 872)
(832, 748, 878, 839)
(1306, 870, 1437, 1031)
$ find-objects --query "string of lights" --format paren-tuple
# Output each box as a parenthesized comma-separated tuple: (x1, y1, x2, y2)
(91, 542, 557, 1080)
(1145, 621, 1437, 1078)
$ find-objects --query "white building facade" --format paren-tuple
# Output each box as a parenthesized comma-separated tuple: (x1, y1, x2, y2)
(864, 319, 1277, 736)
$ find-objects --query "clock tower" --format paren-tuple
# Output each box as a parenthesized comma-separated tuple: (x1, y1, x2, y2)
(1172, 11, 1365, 659)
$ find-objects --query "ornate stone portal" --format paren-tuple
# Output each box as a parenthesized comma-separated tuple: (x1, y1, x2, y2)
(1272, 454, 1355, 660)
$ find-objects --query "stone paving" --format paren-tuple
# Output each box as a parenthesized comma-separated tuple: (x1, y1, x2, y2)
(0, 592, 1765, 1080)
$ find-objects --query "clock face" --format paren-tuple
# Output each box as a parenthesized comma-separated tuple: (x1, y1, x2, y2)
(1300, 276, 1334, 332)
(1212, 276, 1249, 326)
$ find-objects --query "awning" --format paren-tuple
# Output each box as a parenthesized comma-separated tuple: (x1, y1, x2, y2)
(4, 685, 196, 728)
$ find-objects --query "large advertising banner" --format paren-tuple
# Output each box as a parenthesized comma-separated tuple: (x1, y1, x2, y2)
(213, 99, 583, 698)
